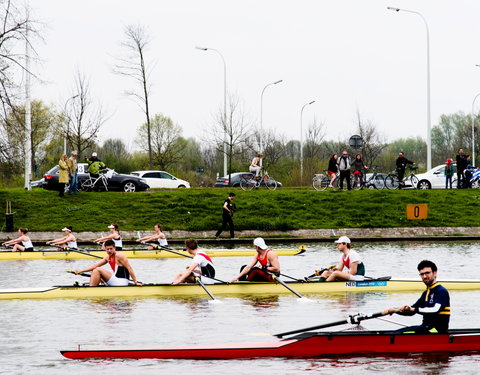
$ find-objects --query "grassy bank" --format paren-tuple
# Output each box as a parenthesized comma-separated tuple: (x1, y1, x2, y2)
(0, 188, 479, 232)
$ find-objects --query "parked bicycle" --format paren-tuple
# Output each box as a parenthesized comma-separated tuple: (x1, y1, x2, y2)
(240, 170, 277, 191)
(81, 169, 113, 192)
(385, 165, 418, 189)
(351, 167, 386, 190)
(312, 170, 338, 191)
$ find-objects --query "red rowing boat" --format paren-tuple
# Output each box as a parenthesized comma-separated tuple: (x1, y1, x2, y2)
(61, 328, 480, 360)
(61, 313, 480, 360)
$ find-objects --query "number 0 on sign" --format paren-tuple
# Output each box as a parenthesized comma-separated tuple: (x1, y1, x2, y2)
(406, 204, 428, 220)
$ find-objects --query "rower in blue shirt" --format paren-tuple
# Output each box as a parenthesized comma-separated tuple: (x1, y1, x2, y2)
(383, 260, 450, 333)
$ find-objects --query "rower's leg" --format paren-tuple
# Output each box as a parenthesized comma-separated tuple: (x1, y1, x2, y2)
(12, 244, 25, 252)
(90, 268, 112, 286)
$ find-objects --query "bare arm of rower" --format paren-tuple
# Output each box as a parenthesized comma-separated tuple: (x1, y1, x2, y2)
(94, 234, 117, 244)
(231, 256, 258, 283)
(118, 254, 142, 286)
(172, 262, 199, 285)
(349, 261, 358, 275)
(75, 258, 108, 274)
(2, 236, 24, 246)
(265, 251, 280, 273)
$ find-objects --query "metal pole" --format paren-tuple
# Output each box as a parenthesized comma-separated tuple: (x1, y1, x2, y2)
(472, 93, 480, 167)
(195, 46, 228, 177)
(300, 100, 315, 181)
(260, 80, 283, 153)
(63, 95, 79, 154)
(387, 7, 432, 170)
(24, 22, 31, 190)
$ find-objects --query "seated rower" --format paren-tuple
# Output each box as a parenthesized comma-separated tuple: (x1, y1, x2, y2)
(2, 228, 34, 252)
(231, 237, 280, 282)
(94, 223, 122, 250)
(46, 226, 77, 250)
(74, 239, 141, 286)
(137, 224, 168, 250)
(383, 260, 450, 334)
(172, 239, 215, 285)
(318, 236, 365, 282)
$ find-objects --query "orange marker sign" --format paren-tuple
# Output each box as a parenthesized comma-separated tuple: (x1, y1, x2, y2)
(406, 204, 428, 220)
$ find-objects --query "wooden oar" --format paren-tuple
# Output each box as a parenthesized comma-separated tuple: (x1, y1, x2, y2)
(270, 274, 308, 299)
(275, 311, 385, 338)
(67, 247, 103, 259)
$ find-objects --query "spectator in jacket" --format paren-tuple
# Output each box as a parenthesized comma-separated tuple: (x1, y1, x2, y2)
(352, 154, 368, 182)
(58, 154, 69, 197)
(456, 148, 467, 188)
(67, 151, 78, 195)
(337, 151, 351, 190)
(444, 158, 454, 189)
(85, 152, 106, 179)
(327, 154, 338, 188)
(396, 152, 414, 187)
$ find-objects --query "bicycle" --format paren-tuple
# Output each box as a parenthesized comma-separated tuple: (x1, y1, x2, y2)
(351, 167, 386, 190)
(81, 169, 112, 192)
(385, 165, 418, 190)
(240, 170, 277, 191)
(312, 170, 338, 191)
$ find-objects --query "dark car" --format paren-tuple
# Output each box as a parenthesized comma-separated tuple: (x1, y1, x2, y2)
(42, 163, 149, 193)
(214, 172, 283, 187)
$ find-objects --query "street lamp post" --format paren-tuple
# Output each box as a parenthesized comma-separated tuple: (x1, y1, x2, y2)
(300, 100, 315, 181)
(260, 80, 283, 153)
(195, 46, 228, 178)
(387, 6, 432, 170)
(472, 93, 480, 167)
(63, 95, 79, 154)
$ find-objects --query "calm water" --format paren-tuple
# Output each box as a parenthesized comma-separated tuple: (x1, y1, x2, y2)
(1, 241, 480, 375)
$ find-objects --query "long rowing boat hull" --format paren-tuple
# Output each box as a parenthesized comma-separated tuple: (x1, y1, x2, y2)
(61, 329, 480, 359)
(0, 248, 304, 261)
(2, 279, 480, 300)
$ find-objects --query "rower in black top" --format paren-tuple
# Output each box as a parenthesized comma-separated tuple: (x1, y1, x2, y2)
(215, 192, 236, 239)
(384, 260, 450, 333)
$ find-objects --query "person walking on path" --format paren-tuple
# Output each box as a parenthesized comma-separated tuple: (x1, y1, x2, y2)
(456, 148, 467, 188)
(215, 192, 236, 239)
(67, 151, 79, 194)
(444, 158, 454, 189)
(337, 151, 351, 190)
(58, 153, 69, 197)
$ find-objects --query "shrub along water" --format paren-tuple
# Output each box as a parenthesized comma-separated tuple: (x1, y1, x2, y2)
(0, 188, 478, 233)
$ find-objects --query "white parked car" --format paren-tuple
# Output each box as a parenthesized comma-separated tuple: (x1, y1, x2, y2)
(130, 170, 191, 188)
(415, 164, 458, 189)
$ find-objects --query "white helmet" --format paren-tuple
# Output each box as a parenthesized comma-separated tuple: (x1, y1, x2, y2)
(92, 152, 97, 157)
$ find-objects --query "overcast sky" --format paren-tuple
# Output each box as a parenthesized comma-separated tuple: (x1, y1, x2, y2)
(28, 0, 480, 151)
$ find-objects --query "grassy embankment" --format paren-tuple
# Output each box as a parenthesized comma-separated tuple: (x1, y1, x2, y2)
(0, 188, 479, 235)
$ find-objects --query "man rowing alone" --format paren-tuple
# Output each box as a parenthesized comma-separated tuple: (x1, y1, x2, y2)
(74, 239, 141, 286)
(231, 237, 280, 282)
(383, 260, 450, 333)
(317, 236, 365, 282)
(172, 239, 215, 285)
(137, 224, 168, 250)
(46, 226, 77, 250)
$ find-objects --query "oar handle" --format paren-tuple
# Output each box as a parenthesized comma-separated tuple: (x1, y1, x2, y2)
(275, 311, 385, 338)
(66, 270, 91, 278)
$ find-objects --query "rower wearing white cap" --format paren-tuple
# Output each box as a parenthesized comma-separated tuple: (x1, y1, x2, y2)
(318, 236, 365, 282)
(46, 226, 78, 250)
(231, 237, 280, 282)
(94, 224, 122, 250)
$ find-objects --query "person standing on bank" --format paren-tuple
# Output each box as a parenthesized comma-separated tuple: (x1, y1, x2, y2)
(383, 260, 450, 334)
(327, 154, 338, 188)
(444, 158, 454, 189)
(58, 153, 69, 197)
(67, 150, 79, 195)
(337, 151, 351, 190)
(215, 192, 236, 239)
(456, 148, 467, 188)
(396, 152, 414, 188)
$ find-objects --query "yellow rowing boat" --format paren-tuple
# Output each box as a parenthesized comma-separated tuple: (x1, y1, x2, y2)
(0, 247, 305, 261)
(1, 279, 479, 300)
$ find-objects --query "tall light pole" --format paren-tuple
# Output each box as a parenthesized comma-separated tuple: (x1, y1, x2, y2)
(24, 22, 31, 190)
(300, 100, 315, 181)
(472, 93, 480, 167)
(195, 46, 228, 178)
(387, 6, 432, 170)
(260, 80, 283, 153)
(63, 95, 79, 154)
